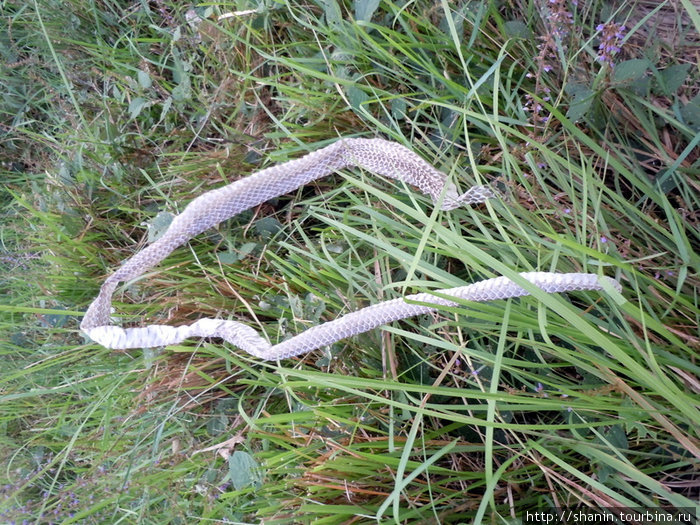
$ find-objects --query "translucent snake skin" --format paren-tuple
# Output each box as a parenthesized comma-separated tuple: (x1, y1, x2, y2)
(81, 138, 621, 359)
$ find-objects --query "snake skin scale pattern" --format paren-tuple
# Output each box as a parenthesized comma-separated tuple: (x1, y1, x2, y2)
(81, 138, 620, 359)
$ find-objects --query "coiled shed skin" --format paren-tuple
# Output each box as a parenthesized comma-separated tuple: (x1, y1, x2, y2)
(81, 138, 619, 359)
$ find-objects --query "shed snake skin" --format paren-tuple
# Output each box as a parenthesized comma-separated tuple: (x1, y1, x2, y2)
(81, 138, 621, 359)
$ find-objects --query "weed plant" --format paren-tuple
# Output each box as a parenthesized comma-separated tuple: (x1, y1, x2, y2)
(1, 0, 698, 523)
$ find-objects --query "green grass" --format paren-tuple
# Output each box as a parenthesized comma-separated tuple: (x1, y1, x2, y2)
(1, 0, 699, 523)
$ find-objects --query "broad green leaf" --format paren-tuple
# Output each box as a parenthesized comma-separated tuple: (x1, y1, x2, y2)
(255, 216, 283, 238)
(218, 241, 258, 264)
(658, 64, 691, 95)
(629, 76, 651, 96)
(237, 242, 257, 258)
(602, 424, 629, 450)
(137, 69, 152, 89)
(566, 84, 595, 122)
(347, 85, 369, 110)
(206, 414, 228, 436)
(322, 0, 343, 28)
(612, 59, 651, 83)
(680, 94, 700, 131)
(391, 98, 407, 120)
(172, 77, 191, 102)
(228, 450, 260, 490)
(159, 96, 172, 121)
(147, 211, 174, 243)
(217, 252, 239, 264)
(503, 20, 531, 39)
(355, 0, 380, 22)
(128, 96, 148, 119)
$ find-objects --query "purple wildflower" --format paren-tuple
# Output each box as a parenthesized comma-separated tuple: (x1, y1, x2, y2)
(596, 22, 626, 66)
(547, 0, 574, 38)
(524, 1, 578, 129)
